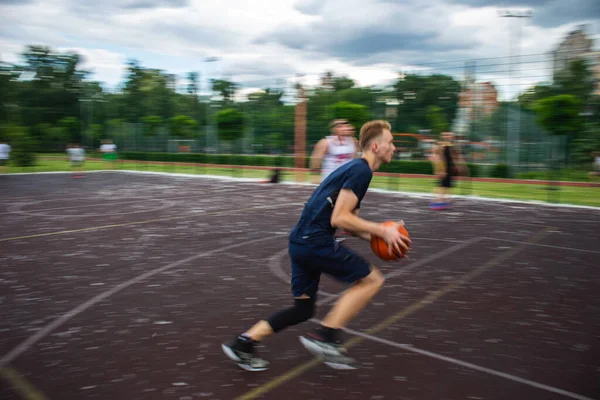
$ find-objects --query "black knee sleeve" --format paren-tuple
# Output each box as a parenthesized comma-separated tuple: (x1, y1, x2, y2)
(267, 298, 316, 333)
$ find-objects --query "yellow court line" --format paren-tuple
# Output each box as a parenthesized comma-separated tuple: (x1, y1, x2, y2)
(0, 203, 300, 243)
(235, 228, 553, 400)
(0, 367, 49, 400)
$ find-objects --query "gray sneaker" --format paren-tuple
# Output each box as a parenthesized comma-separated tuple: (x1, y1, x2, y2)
(299, 334, 359, 370)
(222, 336, 269, 372)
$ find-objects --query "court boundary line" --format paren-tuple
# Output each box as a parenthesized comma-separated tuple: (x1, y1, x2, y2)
(484, 237, 600, 254)
(5, 170, 600, 210)
(0, 186, 243, 204)
(3, 188, 270, 218)
(7, 199, 178, 218)
(0, 202, 304, 242)
(2, 192, 236, 214)
(234, 228, 553, 400)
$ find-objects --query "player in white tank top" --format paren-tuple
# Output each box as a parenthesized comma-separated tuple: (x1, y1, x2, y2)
(310, 120, 359, 182)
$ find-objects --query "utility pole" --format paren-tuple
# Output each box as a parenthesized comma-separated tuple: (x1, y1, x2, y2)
(499, 9, 531, 170)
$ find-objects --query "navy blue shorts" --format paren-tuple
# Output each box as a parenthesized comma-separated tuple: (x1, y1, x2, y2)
(288, 240, 372, 299)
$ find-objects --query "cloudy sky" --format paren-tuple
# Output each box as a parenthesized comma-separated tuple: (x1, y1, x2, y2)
(1, 0, 599, 100)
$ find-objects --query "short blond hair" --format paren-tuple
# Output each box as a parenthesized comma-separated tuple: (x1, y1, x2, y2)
(359, 120, 391, 150)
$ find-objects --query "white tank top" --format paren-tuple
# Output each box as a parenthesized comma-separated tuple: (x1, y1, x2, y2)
(321, 135, 356, 180)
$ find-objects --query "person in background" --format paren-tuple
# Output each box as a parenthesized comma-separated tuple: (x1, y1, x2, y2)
(429, 132, 468, 210)
(66, 142, 86, 178)
(310, 120, 359, 184)
(99, 139, 117, 169)
(0, 140, 11, 174)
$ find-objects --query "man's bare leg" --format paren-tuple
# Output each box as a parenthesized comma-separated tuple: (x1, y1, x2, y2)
(320, 268, 385, 329)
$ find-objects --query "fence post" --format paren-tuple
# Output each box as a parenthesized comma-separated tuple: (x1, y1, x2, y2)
(294, 83, 307, 183)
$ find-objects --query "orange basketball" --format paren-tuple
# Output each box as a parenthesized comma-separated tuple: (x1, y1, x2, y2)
(370, 221, 410, 261)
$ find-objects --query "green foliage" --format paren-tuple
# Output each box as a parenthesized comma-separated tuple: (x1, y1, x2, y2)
(187, 72, 199, 96)
(394, 74, 461, 133)
(518, 84, 555, 111)
(378, 160, 433, 174)
(516, 169, 593, 181)
(533, 94, 582, 137)
(216, 108, 246, 142)
(141, 115, 164, 136)
(467, 163, 480, 177)
(211, 79, 237, 103)
(570, 122, 600, 165)
(490, 163, 512, 178)
(327, 101, 370, 131)
(58, 117, 81, 143)
(426, 105, 449, 135)
(554, 59, 597, 105)
(84, 124, 103, 149)
(169, 115, 197, 138)
(3, 44, 597, 171)
(119, 151, 300, 168)
(332, 76, 355, 91)
(2, 125, 38, 166)
(264, 132, 285, 152)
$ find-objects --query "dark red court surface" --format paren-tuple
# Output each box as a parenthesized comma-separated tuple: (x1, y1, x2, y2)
(0, 171, 598, 400)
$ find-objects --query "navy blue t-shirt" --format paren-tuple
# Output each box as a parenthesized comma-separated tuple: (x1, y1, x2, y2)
(289, 158, 373, 244)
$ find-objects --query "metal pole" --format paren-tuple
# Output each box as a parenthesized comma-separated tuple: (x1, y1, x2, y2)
(499, 9, 531, 172)
(203, 57, 220, 154)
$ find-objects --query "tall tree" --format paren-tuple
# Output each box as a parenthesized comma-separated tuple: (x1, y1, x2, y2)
(187, 72, 199, 96)
(211, 79, 237, 103)
(518, 84, 556, 111)
(426, 105, 449, 135)
(554, 59, 596, 107)
(216, 108, 246, 143)
(328, 101, 370, 131)
(18, 46, 88, 126)
(394, 74, 460, 133)
(123, 59, 146, 122)
(534, 95, 583, 137)
(332, 76, 355, 91)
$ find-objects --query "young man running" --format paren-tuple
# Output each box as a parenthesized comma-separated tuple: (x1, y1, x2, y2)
(222, 120, 411, 371)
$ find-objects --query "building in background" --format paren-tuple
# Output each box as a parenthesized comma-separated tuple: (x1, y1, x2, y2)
(458, 81, 499, 118)
(453, 75, 499, 137)
(552, 24, 600, 95)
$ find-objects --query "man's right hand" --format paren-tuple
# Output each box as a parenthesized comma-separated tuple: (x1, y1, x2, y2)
(381, 221, 412, 257)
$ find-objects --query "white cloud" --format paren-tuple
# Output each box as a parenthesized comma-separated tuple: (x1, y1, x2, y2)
(1, 0, 597, 99)
(57, 47, 127, 86)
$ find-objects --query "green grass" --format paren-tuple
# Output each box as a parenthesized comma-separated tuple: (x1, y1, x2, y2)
(369, 176, 599, 207)
(7, 159, 600, 207)
(516, 169, 593, 182)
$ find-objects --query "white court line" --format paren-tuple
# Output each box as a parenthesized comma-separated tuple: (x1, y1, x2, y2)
(484, 237, 600, 254)
(2, 189, 268, 216)
(334, 325, 595, 400)
(317, 237, 483, 306)
(8, 199, 177, 218)
(0, 235, 283, 368)
(11, 169, 600, 210)
(5, 190, 242, 211)
(367, 187, 600, 211)
(4, 170, 114, 176)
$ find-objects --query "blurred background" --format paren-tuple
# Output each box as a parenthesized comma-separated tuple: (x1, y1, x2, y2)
(1, 1, 599, 204)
